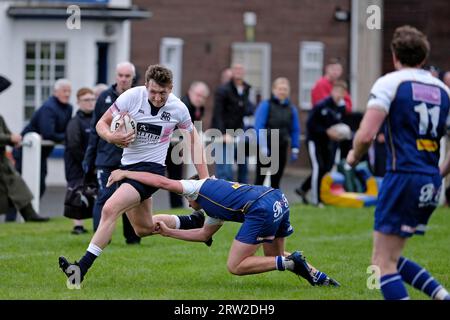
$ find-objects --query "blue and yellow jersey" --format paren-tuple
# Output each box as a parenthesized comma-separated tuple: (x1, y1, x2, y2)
(367, 69, 450, 174)
(181, 179, 275, 223)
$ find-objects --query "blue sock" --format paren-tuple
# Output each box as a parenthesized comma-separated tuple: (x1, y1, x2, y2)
(275, 256, 285, 271)
(398, 256, 448, 299)
(380, 273, 409, 300)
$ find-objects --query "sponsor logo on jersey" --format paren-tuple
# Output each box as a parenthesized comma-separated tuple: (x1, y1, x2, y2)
(281, 194, 289, 208)
(412, 83, 441, 105)
(136, 122, 163, 144)
(161, 111, 171, 121)
(273, 201, 283, 218)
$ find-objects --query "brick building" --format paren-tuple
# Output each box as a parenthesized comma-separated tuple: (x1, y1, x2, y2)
(131, 0, 353, 130)
(130, 0, 449, 170)
(383, 0, 450, 74)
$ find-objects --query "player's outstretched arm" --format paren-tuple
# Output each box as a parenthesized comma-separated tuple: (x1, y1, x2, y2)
(155, 220, 221, 243)
(107, 169, 183, 193)
(189, 126, 209, 179)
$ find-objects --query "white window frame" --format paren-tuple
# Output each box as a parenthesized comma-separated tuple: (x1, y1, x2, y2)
(299, 41, 324, 110)
(231, 42, 271, 103)
(24, 41, 67, 120)
(159, 37, 184, 98)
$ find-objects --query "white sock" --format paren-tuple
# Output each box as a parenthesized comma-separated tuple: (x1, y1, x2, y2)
(283, 257, 295, 271)
(172, 215, 181, 229)
(434, 287, 450, 300)
(87, 243, 103, 257)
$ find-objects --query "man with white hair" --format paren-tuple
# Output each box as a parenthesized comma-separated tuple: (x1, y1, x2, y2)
(166, 81, 210, 208)
(82, 61, 141, 244)
(12, 78, 73, 205)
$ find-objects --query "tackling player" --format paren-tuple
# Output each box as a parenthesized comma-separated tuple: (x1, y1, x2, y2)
(107, 170, 340, 287)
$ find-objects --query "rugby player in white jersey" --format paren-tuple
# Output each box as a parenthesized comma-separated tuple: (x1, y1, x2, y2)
(58, 65, 209, 285)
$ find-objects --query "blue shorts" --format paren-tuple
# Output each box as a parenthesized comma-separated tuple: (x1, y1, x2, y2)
(120, 162, 166, 202)
(235, 190, 294, 245)
(375, 172, 442, 238)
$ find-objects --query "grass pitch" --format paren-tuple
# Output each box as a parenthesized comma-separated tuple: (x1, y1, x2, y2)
(0, 204, 449, 300)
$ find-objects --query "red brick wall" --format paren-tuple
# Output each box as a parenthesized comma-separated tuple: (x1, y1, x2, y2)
(131, 0, 351, 131)
(383, 0, 450, 74)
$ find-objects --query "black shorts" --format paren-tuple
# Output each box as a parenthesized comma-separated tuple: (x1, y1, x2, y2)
(120, 162, 166, 202)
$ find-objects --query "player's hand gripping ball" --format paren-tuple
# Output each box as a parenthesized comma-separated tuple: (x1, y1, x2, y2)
(110, 114, 137, 148)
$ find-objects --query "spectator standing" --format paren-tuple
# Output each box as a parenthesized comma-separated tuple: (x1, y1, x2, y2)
(311, 58, 352, 114)
(295, 81, 349, 206)
(254, 77, 300, 189)
(220, 68, 233, 85)
(0, 75, 49, 222)
(13, 78, 73, 197)
(212, 63, 254, 183)
(166, 81, 210, 208)
(64, 88, 95, 234)
(93, 83, 108, 100)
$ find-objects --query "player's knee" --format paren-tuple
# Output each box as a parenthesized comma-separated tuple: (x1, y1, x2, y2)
(372, 252, 397, 274)
(101, 204, 118, 221)
(134, 225, 155, 237)
(226, 262, 244, 276)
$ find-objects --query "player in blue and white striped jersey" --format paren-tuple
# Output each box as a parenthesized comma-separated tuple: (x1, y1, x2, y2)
(347, 25, 450, 300)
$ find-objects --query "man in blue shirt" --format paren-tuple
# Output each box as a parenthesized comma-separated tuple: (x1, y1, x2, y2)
(347, 26, 450, 300)
(105, 170, 340, 287)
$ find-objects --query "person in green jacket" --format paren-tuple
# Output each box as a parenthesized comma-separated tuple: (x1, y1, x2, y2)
(0, 75, 49, 222)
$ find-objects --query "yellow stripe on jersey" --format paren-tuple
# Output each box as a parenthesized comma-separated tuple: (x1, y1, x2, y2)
(231, 182, 242, 190)
(416, 139, 438, 152)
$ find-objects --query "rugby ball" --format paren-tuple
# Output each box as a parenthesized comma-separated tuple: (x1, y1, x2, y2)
(110, 114, 136, 147)
(330, 123, 352, 140)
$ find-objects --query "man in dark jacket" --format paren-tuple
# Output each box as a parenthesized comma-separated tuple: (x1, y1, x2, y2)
(0, 75, 49, 221)
(211, 63, 254, 183)
(13, 78, 73, 198)
(82, 62, 141, 244)
(295, 81, 350, 206)
(64, 87, 96, 234)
